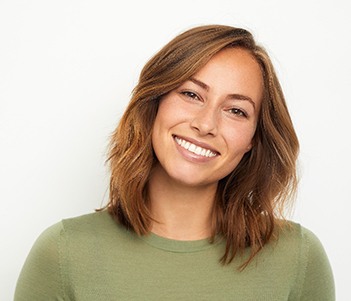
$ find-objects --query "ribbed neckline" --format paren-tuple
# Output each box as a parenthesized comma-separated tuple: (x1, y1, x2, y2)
(139, 232, 223, 253)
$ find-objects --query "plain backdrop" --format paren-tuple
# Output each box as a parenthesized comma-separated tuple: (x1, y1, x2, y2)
(1, 0, 350, 300)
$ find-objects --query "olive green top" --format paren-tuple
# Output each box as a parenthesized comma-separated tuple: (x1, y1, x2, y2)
(15, 211, 335, 300)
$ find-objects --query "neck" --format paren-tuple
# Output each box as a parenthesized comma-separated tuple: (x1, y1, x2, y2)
(148, 165, 217, 241)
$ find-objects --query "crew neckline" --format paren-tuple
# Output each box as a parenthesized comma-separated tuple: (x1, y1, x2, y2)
(140, 232, 223, 253)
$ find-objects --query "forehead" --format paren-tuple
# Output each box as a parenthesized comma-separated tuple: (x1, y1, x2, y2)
(192, 48, 264, 104)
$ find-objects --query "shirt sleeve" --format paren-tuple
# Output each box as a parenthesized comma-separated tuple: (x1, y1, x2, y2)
(14, 222, 65, 301)
(297, 227, 335, 301)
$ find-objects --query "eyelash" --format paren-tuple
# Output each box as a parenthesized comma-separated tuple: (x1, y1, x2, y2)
(181, 91, 201, 101)
(180, 90, 248, 118)
(228, 108, 248, 118)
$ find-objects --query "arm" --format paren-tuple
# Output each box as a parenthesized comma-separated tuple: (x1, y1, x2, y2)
(14, 222, 65, 301)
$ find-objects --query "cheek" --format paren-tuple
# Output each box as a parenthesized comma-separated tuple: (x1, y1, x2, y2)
(152, 100, 171, 135)
(151, 117, 164, 156)
(151, 102, 177, 157)
(225, 125, 257, 155)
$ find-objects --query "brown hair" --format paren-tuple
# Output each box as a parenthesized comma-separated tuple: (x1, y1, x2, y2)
(106, 25, 299, 268)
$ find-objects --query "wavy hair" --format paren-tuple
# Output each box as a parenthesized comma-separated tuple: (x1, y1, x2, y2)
(106, 25, 299, 269)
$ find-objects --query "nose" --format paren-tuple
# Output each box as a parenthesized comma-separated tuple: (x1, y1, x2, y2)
(190, 105, 218, 136)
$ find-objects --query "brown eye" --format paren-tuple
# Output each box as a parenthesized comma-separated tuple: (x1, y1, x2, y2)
(229, 108, 248, 118)
(181, 91, 200, 101)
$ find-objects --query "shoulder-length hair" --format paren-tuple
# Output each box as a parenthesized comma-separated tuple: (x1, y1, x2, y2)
(106, 25, 299, 269)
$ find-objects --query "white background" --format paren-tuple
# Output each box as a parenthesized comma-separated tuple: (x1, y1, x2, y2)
(1, 0, 350, 300)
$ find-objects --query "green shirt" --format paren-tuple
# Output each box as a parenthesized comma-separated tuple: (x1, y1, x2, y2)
(14, 211, 334, 300)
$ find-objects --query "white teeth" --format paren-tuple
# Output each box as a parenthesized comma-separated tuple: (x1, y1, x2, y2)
(174, 137, 217, 158)
(195, 147, 202, 155)
(189, 144, 196, 152)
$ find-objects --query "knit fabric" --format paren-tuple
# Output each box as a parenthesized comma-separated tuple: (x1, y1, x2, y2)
(14, 211, 335, 300)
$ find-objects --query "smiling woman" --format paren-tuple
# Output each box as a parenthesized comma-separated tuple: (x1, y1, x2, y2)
(15, 25, 335, 300)
(151, 48, 261, 192)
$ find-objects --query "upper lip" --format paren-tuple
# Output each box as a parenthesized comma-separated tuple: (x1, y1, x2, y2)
(173, 134, 220, 155)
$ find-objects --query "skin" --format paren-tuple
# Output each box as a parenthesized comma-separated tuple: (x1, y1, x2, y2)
(149, 48, 264, 240)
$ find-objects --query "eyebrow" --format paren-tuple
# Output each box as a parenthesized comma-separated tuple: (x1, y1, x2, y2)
(189, 77, 256, 109)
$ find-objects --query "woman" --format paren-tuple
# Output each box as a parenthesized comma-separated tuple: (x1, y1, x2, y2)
(15, 25, 334, 300)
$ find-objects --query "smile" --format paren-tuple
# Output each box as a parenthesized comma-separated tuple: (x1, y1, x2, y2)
(174, 136, 218, 158)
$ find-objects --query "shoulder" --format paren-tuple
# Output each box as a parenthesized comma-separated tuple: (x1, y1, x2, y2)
(14, 220, 65, 299)
(19, 210, 120, 265)
(274, 221, 332, 274)
(274, 221, 335, 300)
(25, 210, 128, 262)
(15, 211, 127, 300)
(30, 211, 119, 243)
(61, 210, 117, 233)
(276, 221, 331, 264)
(276, 221, 323, 249)
(59, 210, 132, 245)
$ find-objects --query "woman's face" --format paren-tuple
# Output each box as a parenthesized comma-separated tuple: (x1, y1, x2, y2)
(151, 47, 263, 188)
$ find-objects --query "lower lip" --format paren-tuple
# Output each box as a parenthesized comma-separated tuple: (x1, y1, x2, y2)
(173, 137, 218, 163)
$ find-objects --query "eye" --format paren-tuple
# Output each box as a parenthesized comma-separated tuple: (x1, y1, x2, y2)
(180, 91, 201, 101)
(228, 108, 248, 118)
